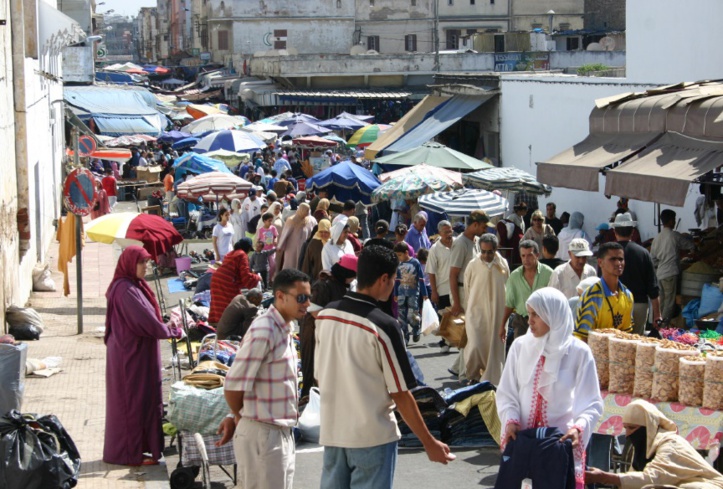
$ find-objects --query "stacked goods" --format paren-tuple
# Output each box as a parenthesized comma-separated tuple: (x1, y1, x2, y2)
(608, 336, 640, 394)
(633, 338, 662, 398)
(678, 356, 706, 407)
(703, 352, 723, 410)
(651, 342, 697, 402)
(589, 329, 623, 390)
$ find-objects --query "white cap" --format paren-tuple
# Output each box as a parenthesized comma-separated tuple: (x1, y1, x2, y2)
(568, 238, 593, 257)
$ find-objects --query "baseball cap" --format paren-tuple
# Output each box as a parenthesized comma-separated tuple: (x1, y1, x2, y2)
(568, 238, 593, 257)
(595, 222, 610, 231)
(338, 254, 358, 272)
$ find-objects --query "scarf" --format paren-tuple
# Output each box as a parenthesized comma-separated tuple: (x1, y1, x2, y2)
(622, 399, 678, 459)
(518, 287, 574, 401)
(314, 219, 331, 244)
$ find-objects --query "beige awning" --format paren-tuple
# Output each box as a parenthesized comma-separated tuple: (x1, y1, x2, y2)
(536, 132, 661, 191)
(605, 132, 723, 206)
(39, 0, 86, 54)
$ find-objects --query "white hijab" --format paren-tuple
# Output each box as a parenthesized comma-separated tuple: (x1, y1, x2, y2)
(518, 287, 574, 401)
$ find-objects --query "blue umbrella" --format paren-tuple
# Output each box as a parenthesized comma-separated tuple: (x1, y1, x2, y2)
(275, 113, 322, 127)
(321, 134, 347, 145)
(318, 114, 369, 131)
(173, 152, 232, 181)
(192, 130, 266, 154)
(172, 137, 200, 150)
(281, 121, 332, 138)
(158, 130, 192, 143)
(305, 160, 381, 204)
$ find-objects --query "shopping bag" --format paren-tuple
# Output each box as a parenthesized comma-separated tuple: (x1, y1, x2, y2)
(298, 387, 321, 443)
(421, 299, 439, 336)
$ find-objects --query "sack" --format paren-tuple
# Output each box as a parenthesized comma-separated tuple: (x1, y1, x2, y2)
(421, 299, 439, 336)
(298, 387, 321, 443)
(0, 410, 81, 489)
(167, 381, 229, 435)
(32, 265, 56, 292)
(700, 283, 723, 317)
(439, 310, 467, 348)
(5, 305, 44, 334)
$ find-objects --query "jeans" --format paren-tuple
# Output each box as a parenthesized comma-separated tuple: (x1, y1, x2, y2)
(321, 441, 397, 489)
(398, 294, 420, 340)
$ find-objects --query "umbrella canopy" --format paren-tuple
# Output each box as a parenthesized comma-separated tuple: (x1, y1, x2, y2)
(305, 160, 381, 205)
(176, 171, 253, 202)
(321, 134, 347, 145)
(192, 130, 266, 154)
(173, 152, 232, 180)
(104, 135, 155, 147)
(371, 171, 462, 203)
(348, 124, 392, 148)
(86, 212, 183, 260)
(318, 114, 369, 131)
(418, 188, 508, 217)
(186, 104, 225, 119)
(293, 136, 339, 148)
(281, 121, 332, 138)
(373, 142, 494, 172)
(183, 114, 247, 134)
(142, 65, 170, 74)
(274, 113, 322, 127)
(205, 149, 251, 167)
(157, 130, 192, 143)
(172, 137, 200, 150)
(243, 122, 287, 133)
(337, 111, 375, 123)
(379, 163, 463, 186)
(463, 167, 552, 195)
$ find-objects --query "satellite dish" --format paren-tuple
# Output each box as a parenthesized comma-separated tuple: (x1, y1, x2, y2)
(599, 36, 616, 51)
(365, 49, 379, 55)
(350, 45, 366, 55)
(586, 42, 602, 51)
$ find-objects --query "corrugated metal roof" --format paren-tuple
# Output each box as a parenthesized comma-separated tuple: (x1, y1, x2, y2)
(276, 89, 413, 99)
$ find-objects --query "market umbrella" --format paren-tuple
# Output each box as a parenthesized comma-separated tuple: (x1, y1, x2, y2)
(274, 113, 322, 127)
(186, 104, 225, 120)
(305, 160, 381, 205)
(418, 188, 508, 217)
(86, 212, 183, 260)
(293, 136, 339, 148)
(176, 171, 253, 202)
(157, 130, 192, 143)
(463, 167, 552, 195)
(318, 114, 369, 131)
(371, 171, 462, 203)
(173, 152, 232, 181)
(347, 124, 392, 148)
(321, 134, 347, 145)
(192, 130, 266, 154)
(280, 121, 332, 138)
(378, 163, 463, 186)
(205, 149, 251, 168)
(172, 137, 200, 150)
(337, 111, 374, 123)
(373, 142, 494, 172)
(183, 114, 249, 134)
(243, 122, 287, 133)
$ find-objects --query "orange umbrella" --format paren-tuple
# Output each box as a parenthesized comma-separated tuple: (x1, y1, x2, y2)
(186, 104, 224, 120)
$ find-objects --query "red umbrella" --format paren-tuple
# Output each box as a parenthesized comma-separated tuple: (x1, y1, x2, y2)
(85, 212, 183, 260)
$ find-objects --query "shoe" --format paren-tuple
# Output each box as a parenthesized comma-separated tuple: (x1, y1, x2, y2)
(141, 458, 159, 466)
(437, 339, 446, 347)
(447, 368, 459, 377)
(413, 334, 420, 343)
(440, 344, 450, 354)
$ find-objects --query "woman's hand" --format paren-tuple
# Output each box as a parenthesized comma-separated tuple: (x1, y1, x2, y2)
(560, 427, 581, 448)
(502, 422, 520, 447)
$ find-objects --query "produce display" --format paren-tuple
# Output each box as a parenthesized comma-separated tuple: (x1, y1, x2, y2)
(633, 338, 661, 398)
(589, 329, 622, 390)
(703, 352, 723, 410)
(608, 335, 641, 394)
(651, 343, 697, 402)
(678, 356, 706, 407)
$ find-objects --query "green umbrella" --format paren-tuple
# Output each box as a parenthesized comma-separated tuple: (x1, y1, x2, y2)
(347, 124, 392, 148)
(373, 142, 494, 171)
(371, 172, 461, 203)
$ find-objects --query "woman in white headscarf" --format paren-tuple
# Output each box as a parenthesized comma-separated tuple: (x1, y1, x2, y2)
(230, 198, 244, 243)
(321, 217, 353, 271)
(496, 287, 603, 489)
(556, 211, 591, 259)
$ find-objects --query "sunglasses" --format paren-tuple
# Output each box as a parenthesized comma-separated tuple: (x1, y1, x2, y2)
(283, 291, 310, 304)
(532, 218, 543, 222)
(480, 249, 495, 255)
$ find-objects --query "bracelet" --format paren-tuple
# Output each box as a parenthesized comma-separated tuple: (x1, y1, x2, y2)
(226, 413, 235, 419)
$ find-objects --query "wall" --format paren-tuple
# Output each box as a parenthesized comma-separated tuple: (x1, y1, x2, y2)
(511, 0, 584, 31)
(627, 0, 723, 84)
(584, 0, 625, 30)
(356, 19, 433, 53)
(229, 19, 355, 57)
(550, 49, 625, 67)
(496, 75, 694, 242)
(62, 46, 95, 83)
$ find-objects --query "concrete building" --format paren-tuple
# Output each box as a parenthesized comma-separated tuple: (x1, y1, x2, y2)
(439, 0, 510, 50)
(510, 0, 584, 32)
(584, 0, 625, 31)
(136, 7, 159, 63)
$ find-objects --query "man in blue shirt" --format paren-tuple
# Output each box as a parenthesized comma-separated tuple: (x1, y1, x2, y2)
(405, 212, 432, 253)
(274, 154, 292, 176)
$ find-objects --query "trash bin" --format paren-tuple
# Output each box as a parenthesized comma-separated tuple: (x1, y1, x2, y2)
(0, 343, 28, 415)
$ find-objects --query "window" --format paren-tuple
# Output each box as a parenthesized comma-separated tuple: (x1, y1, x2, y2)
(411, 0, 416, 5)
(273, 29, 287, 49)
(405, 34, 417, 52)
(566, 37, 580, 50)
(446, 29, 461, 50)
(494, 34, 504, 52)
(367, 35, 380, 51)
(217, 30, 228, 50)
(490, 0, 494, 3)
(470, 0, 475, 4)
(448, 0, 453, 5)
(337, 0, 341, 7)
(531, 23, 543, 29)
(370, 0, 374, 5)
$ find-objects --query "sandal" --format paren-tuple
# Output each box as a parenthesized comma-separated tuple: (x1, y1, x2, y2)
(141, 458, 159, 466)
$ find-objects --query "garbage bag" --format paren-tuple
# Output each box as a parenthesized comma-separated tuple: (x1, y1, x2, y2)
(32, 265, 56, 292)
(0, 410, 81, 489)
(8, 324, 42, 341)
(5, 305, 44, 340)
(0, 343, 28, 414)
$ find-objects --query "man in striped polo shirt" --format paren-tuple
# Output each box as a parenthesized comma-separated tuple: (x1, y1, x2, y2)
(315, 245, 454, 488)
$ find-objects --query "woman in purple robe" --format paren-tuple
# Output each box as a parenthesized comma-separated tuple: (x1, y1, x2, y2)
(103, 246, 181, 466)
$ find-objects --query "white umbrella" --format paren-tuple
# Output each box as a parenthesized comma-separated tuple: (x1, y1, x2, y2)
(192, 130, 266, 154)
(183, 114, 249, 134)
(176, 171, 253, 202)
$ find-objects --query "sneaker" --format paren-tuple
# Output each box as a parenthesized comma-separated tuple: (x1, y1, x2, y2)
(412, 334, 420, 343)
(440, 344, 450, 354)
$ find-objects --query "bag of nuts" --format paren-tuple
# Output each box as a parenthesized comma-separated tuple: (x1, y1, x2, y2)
(608, 336, 639, 394)
(651, 343, 697, 402)
(703, 352, 723, 410)
(678, 355, 706, 407)
(588, 329, 620, 390)
(633, 338, 662, 398)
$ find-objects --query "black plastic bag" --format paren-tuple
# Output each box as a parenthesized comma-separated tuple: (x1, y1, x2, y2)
(8, 324, 42, 341)
(0, 410, 81, 489)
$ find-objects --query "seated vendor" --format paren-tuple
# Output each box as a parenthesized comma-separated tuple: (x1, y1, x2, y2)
(585, 400, 723, 489)
(215, 289, 263, 340)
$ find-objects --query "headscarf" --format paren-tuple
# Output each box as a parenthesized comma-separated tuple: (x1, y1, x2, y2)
(518, 287, 574, 401)
(347, 216, 360, 234)
(269, 201, 283, 216)
(105, 246, 162, 341)
(313, 219, 331, 243)
(317, 198, 330, 211)
(294, 203, 311, 225)
(330, 216, 349, 245)
(622, 400, 678, 459)
(231, 198, 242, 212)
(568, 211, 585, 230)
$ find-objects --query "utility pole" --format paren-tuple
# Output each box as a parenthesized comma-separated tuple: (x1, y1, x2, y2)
(433, 0, 440, 72)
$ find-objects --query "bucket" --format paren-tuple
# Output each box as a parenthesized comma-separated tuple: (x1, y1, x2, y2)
(175, 257, 192, 274)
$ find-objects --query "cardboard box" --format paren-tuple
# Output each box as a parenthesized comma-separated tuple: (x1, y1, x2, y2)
(136, 165, 163, 183)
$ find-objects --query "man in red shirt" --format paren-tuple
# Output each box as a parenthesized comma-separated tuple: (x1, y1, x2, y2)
(101, 169, 118, 209)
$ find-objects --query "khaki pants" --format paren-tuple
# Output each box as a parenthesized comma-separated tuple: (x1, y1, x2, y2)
(658, 276, 678, 320)
(233, 418, 295, 489)
(632, 303, 649, 336)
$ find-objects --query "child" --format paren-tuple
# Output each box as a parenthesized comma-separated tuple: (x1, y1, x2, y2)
(250, 240, 275, 289)
(416, 247, 432, 301)
(394, 242, 427, 344)
(255, 211, 278, 280)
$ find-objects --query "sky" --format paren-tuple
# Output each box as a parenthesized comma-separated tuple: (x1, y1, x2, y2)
(101, 0, 155, 18)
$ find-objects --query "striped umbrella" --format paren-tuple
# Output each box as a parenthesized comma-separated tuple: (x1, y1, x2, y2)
(379, 163, 462, 186)
(347, 124, 392, 148)
(463, 167, 552, 195)
(183, 114, 249, 134)
(192, 130, 266, 154)
(418, 189, 508, 217)
(176, 171, 253, 202)
(371, 172, 461, 203)
(85, 212, 183, 259)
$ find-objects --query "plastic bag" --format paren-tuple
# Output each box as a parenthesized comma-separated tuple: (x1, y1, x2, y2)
(5, 305, 44, 337)
(167, 381, 229, 435)
(9, 324, 42, 341)
(0, 410, 81, 489)
(421, 299, 439, 336)
(32, 265, 56, 292)
(298, 387, 321, 443)
(0, 343, 28, 415)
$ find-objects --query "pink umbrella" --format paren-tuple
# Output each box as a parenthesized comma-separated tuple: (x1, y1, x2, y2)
(379, 163, 463, 187)
(176, 171, 253, 202)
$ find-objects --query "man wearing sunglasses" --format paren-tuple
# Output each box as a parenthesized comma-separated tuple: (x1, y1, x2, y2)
(218, 268, 311, 489)
(315, 245, 455, 489)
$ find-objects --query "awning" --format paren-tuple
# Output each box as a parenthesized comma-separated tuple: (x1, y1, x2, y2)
(38, 0, 86, 54)
(364, 95, 451, 160)
(93, 117, 162, 137)
(536, 132, 661, 191)
(604, 132, 723, 206)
